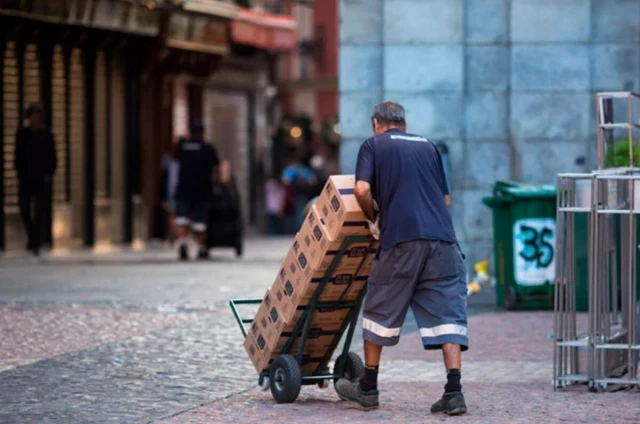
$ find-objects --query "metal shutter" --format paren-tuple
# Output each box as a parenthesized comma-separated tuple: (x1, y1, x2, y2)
(2, 41, 19, 211)
(51, 44, 68, 204)
(95, 50, 108, 201)
(22, 43, 40, 114)
(69, 47, 85, 239)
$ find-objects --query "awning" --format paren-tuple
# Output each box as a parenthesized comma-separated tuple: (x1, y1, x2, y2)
(181, 0, 238, 19)
(166, 11, 230, 56)
(230, 8, 297, 52)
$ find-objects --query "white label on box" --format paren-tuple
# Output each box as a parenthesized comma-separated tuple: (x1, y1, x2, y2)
(513, 218, 556, 286)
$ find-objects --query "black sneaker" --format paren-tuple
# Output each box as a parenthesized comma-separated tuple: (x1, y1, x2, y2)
(334, 378, 379, 411)
(431, 392, 467, 416)
(179, 245, 189, 261)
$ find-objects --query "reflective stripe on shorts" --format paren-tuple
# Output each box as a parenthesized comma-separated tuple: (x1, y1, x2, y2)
(363, 318, 402, 338)
(420, 324, 468, 338)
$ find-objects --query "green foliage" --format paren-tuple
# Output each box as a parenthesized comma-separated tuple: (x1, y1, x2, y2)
(604, 139, 640, 168)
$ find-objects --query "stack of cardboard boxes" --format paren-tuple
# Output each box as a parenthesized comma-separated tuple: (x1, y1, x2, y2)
(244, 175, 379, 375)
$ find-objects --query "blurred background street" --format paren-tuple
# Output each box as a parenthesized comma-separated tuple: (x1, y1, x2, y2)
(1, 0, 640, 422)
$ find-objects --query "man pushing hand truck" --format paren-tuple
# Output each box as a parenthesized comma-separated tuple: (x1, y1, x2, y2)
(334, 102, 469, 415)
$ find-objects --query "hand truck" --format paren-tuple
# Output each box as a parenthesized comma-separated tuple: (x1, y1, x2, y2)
(229, 235, 375, 403)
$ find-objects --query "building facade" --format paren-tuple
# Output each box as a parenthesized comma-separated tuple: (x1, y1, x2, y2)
(275, 0, 340, 176)
(339, 0, 640, 265)
(0, 1, 160, 251)
(0, 0, 297, 252)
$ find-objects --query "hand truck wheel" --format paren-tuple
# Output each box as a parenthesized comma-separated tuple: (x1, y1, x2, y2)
(258, 374, 270, 392)
(333, 352, 365, 392)
(269, 355, 302, 403)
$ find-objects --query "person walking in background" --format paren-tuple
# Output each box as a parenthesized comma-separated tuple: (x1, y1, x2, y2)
(309, 151, 329, 198)
(160, 138, 182, 243)
(281, 148, 316, 231)
(14, 102, 57, 256)
(173, 123, 220, 261)
(264, 175, 285, 235)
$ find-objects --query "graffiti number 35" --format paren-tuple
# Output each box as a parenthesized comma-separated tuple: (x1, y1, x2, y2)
(518, 224, 554, 268)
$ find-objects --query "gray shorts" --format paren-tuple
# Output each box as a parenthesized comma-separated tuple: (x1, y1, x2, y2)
(363, 239, 469, 351)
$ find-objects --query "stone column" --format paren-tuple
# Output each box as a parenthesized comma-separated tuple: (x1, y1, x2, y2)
(338, 0, 384, 174)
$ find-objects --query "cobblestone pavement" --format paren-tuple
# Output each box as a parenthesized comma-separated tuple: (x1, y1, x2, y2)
(160, 382, 639, 424)
(0, 238, 637, 423)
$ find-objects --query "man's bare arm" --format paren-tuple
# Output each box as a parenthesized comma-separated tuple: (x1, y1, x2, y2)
(354, 180, 375, 222)
(445, 194, 451, 208)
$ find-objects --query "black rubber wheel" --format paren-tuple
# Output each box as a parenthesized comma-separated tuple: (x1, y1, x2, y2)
(235, 237, 243, 258)
(333, 352, 365, 387)
(504, 285, 517, 311)
(269, 355, 302, 403)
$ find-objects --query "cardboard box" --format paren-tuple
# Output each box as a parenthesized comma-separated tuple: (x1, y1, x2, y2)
(244, 291, 344, 374)
(247, 290, 288, 351)
(315, 175, 371, 241)
(295, 205, 378, 271)
(244, 332, 324, 375)
(244, 330, 270, 374)
(289, 215, 377, 276)
(274, 291, 351, 327)
(273, 251, 369, 305)
(274, 329, 337, 357)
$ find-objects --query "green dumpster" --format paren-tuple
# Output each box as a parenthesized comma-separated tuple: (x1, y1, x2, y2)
(482, 181, 558, 310)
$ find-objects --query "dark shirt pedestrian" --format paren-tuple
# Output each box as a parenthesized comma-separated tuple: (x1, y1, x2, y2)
(14, 127, 57, 192)
(173, 123, 220, 261)
(174, 137, 220, 203)
(14, 102, 57, 255)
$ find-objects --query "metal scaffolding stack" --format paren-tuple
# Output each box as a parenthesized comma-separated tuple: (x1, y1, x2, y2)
(554, 92, 640, 391)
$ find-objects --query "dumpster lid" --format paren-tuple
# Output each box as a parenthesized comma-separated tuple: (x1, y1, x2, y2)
(489, 181, 556, 200)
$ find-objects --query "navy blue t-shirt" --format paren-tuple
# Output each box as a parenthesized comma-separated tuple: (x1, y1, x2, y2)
(355, 128, 457, 250)
(174, 138, 220, 202)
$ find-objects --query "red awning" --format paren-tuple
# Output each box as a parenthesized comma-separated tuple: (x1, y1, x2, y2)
(230, 8, 297, 52)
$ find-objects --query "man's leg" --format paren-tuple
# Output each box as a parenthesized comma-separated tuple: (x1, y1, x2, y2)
(192, 202, 210, 259)
(360, 340, 383, 394)
(42, 180, 54, 247)
(174, 201, 191, 260)
(412, 240, 468, 416)
(335, 244, 417, 410)
(442, 343, 462, 370)
(31, 188, 45, 255)
(18, 191, 33, 251)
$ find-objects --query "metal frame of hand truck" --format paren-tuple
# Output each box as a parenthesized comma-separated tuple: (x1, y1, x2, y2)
(229, 235, 375, 400)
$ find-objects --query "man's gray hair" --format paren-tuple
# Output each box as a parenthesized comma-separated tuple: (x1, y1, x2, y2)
(371, 101, 406, 125)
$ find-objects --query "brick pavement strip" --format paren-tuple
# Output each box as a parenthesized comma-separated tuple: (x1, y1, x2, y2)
(159, 382, 640, 424)
(159, 312, 639, 424)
